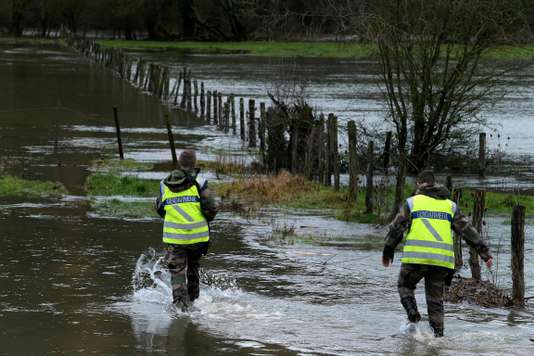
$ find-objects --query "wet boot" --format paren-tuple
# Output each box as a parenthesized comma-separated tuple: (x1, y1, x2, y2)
(401, 296, 421, 323)
(429, 320, 444, 337)
(173, 288, 189, 312)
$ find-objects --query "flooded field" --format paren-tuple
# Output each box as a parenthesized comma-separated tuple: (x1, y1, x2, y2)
(133, 50, 534, 159)
(1, 43, 534, 355)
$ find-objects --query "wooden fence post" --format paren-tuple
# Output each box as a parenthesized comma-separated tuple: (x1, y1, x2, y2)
(348, 120, 358, 202)
(324, 116, 332, 186)
(165, 114, 177, 167)
(259, 102, 266, 154)
(470, 189, 485, 281)
(240, 98, 245, 141)
(452, 189, 463, 270)
(218, 92, 223, 129)
(180, 68, 187, 109)
(365, 141, 374, 214)
(174, 72, 182, 106)
(512, 205, 526, 306)
(193, 80, 198, 114)
(304, 124, 317, 180)
(290, 128, 299, 173)
(206, 91, 212, 123)
(318, 115, 326, 184)
(212, 90, 219, 125)
(223, 101, 230, 133)
(200, 82, 205, 119)
(248, 99, 257, 148)
(330, 114, 340, 191)
(231, 95, 236, 135)
(479, 132, 486, 177)
(186, 71, 192, 112)
(138, 61, 145, 89)
(112, 107, 124, 160)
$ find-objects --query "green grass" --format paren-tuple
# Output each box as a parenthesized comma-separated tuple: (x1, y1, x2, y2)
(97, 40, 375, 59)
(0, 175, 67, 197)
(485, 45, 534, 61)
(457, 189, 534, 216)
(85, 173, 159, 197)
(91, 199, 156, 219)
(213, 172, 408, 224)
(215, 171, 534, 224)
(97, 39, 534, 61)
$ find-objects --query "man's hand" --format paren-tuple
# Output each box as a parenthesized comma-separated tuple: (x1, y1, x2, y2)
(382, 256, 392, 267)
(485, 258, 493, 269)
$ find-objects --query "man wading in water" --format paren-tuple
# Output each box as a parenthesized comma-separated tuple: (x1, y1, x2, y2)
(382, 170, 493, 337)
(155, 150, 217, 311)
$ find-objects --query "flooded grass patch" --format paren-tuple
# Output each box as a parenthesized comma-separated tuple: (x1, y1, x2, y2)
(0, 175, 67, 197)
(90, 199, 155, 219)
(90, 158, 154, 173)
(215, 171, 534, 223)
(213, 171, 388, 224)
(97, 40, 375, 59)
(197, 158, 251, 176)
(85, 173, 158, 197)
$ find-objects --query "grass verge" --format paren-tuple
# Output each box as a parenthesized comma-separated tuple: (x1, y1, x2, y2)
(214, 171, 534, 223)
(213, 171, 392, 224)
(97, 40, 375, 59)
(0, 175, 67, 197)
(457, 189, 534, 216)
(98, 40, 534, 61)
(85, 173, 159, 197)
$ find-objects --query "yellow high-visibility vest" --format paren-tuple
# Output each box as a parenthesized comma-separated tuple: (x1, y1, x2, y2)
(401, 194, 455, 269)
(161, 183, 209, 245)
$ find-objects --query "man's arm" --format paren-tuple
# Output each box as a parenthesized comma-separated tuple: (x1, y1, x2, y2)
(155, 181, 166, 218)
(198, 179, 217, 222)
(452, 209, 492, 264)
(382, 202, 412, 266)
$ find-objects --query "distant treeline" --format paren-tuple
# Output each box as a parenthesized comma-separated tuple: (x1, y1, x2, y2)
(2, 0, 533, 42)
(5, 0, 534, 41)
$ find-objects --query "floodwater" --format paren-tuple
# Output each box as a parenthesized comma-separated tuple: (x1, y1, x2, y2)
(133, 50, 534, 160)
(1, 43, 534, 355)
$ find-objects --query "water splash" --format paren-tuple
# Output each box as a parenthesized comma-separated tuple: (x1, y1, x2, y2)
(131, 248, 241, 307)
(131, 248, 172, 305)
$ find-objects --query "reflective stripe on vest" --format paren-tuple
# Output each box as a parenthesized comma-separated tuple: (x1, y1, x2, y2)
(161, 183, 209, 245)
(401, 194, 455, 269)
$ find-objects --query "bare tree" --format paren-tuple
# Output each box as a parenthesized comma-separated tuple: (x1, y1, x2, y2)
(367, 0, 526, 216)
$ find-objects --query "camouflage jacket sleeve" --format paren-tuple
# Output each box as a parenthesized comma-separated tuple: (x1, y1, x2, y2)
(383, 202, 412, 260)
(452, 208, 492, 262)
(198, 180, 218, 223)
(155, 180, 166, 219)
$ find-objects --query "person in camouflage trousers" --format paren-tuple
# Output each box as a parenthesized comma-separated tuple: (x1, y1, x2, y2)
(382, 170, 493, 337)
(155, 150, 218, 311)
